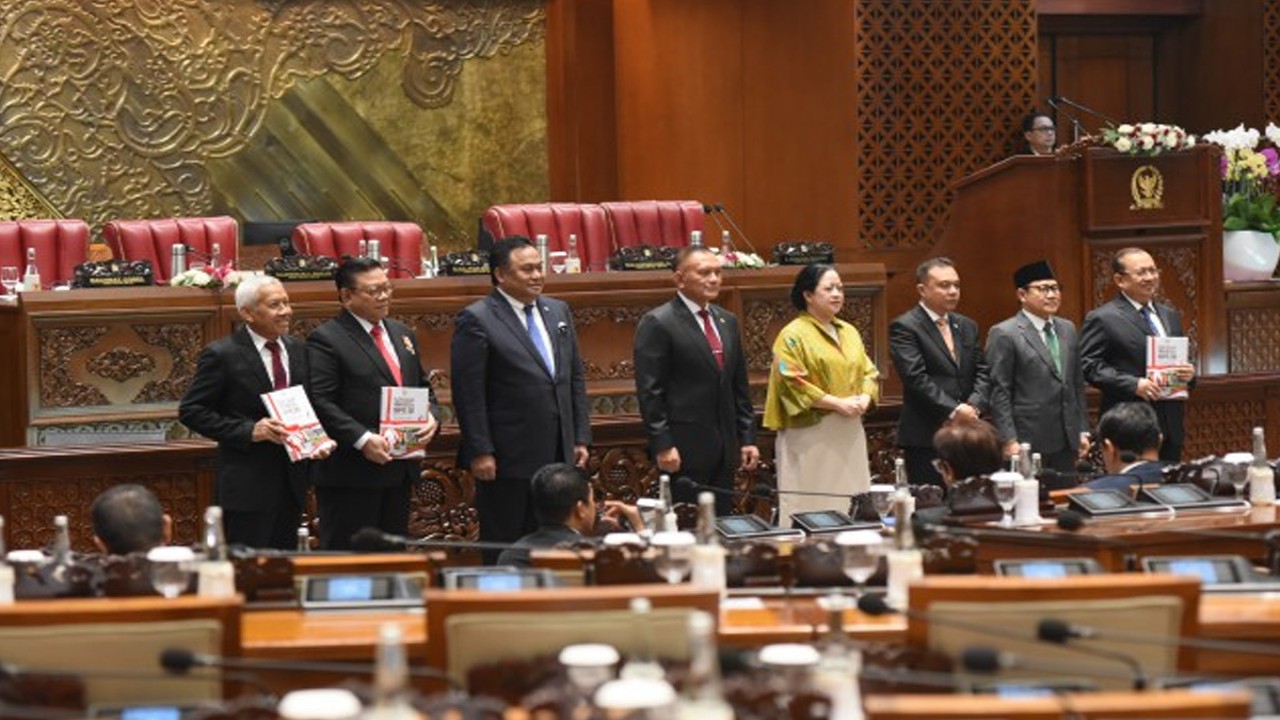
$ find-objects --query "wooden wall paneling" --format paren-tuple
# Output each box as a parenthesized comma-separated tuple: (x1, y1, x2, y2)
(739, 0, 858, 251)
(611, 0, 745, 212)
(1051, 34, 1155, 132)
(1226, 286, 1280, 375)
(1170, 0, 1265, 132)
(545, 0, 619, 202)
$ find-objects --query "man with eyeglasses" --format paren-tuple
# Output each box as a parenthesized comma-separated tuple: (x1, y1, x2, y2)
(308, 257, 440, 549)
(985, 260, 1089, 473)
(1081, 248, 1196, 462)
(1022, 110, 1056, 156)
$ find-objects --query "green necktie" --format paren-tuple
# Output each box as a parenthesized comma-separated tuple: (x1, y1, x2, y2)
(1043, 320, 1062, 374)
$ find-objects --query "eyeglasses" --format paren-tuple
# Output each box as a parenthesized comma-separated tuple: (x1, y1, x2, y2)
(1026, 283, 1061, 295)
(1121, 268, 1160, 279)
(353, 284, 393, 298)
(1031, 126, 1056, 133)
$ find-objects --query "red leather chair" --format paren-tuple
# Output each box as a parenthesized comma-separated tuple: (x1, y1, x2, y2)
(601, 200, 704, 249)
(480, 203, 612, 272)
(103, 216, 239, 284)
(0, 219, 90, 287)
(291, 221, 423, 279)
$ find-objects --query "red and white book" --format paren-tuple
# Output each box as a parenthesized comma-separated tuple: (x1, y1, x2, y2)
(261, 385, 337, 462)
(1145, 336, 1190, 400)
(380, 386, 434, 459)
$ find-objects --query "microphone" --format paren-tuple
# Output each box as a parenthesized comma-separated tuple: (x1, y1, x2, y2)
(349, 528, 525, 553)
(675, 476, 852, 502)
(702, 203, 731, 239)
(857, 595, 1149, 690)
(1045, 96, 1085, 144)
(711, 203, 760, 255)
(959, 645, 1143, 690)
(1038, 617, 1280, 659)
(1050, 96, 1120, 127)
(159, 648, 462, 691)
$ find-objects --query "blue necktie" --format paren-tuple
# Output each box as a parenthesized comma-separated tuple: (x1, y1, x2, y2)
(524, 304, 554, 373)
(1139, 305, 1161, 336)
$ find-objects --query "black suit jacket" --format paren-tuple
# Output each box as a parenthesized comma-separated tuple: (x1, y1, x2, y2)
(890, 305, 991, 448)
(450, 290, 591, 481)
(495, 525, 582, 567)
(307, 311, 433, 488)
(633, 297, 756, 485)
(1080, 295, 1189, 446)
(178, 327, 310, 511)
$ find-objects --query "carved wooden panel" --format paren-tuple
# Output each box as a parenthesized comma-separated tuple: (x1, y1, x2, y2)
(1185, 397, 1267, 461)
(1229, 307, 1280, 373)
(854, 0, 1038, 249)
(38, 321, 204, 409)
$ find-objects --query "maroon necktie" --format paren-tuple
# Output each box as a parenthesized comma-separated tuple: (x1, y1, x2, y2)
(370, 324, 403, 386)
(698, 309, 724, 370)
(264, 340, 288, 390)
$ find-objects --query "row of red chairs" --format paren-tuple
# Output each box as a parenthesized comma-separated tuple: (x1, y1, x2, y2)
(0, 217, 426, 285)
(2, 201, 706, 286)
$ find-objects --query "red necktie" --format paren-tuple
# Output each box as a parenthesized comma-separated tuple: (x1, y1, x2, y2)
(370, 324, 403, 386)
(264, 340, 288, 390)
(698, 309, 724, 370)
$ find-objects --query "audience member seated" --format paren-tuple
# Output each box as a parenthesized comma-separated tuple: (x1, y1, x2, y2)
(495, 463, 643, 567)
(1085, 402, 1167, 492)
(914, 419, 1004, 528)
(91, 484, 172, 555)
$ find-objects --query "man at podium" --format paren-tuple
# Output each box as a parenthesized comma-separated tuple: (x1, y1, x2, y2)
(1021, 110, 1057, 156)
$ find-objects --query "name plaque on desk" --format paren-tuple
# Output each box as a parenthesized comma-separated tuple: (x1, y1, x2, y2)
(264, 255, 337, 282)
(441, 250, 489, 276)
(72, 260, 154, 288)
(772, 241, 834, 266)
(609, 245, 677, 271)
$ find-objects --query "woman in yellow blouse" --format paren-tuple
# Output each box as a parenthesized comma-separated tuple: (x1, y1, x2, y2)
(764, 264, 880, 520)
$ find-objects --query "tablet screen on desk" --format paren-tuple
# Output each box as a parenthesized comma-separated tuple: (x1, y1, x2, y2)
(993, 558, 1103, 577)
(1143, 555, 1247, 584)
(719, 516, 770, 534)
(306, 575, 395, 602)
(1144, 484, 1212, 505)
(442, 567, 554, 590)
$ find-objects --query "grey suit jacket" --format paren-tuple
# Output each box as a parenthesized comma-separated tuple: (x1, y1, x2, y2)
(890, 305, 991, 448)
(985, 312, 1088, 456)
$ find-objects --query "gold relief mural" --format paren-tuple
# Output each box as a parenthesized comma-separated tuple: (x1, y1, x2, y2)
(0, 0, 546, 246)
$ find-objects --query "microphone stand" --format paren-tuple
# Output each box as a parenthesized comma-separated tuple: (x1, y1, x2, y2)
(1046, 96, 1085, 144)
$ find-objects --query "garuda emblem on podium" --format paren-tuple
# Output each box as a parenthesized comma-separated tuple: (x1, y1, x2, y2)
(1129, 165, 1164, 211)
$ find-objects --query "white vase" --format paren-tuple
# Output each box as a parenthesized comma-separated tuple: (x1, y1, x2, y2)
(1223, 229, 1280, 282)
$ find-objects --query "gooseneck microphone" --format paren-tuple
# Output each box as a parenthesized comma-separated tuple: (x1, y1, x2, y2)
(857, 595, 1149, 690)
(159, 648, 462, 690)
(702, 203, 731, 239)
(349, 528, 530, 553)
(711, 203, 760, 255)
(675, 476, 852, 501)
(1038, 617, 1280, 658)
(959, 645, 1144, 690)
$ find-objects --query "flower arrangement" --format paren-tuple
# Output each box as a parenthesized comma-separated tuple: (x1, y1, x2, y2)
(1202, 123, 1280, 237)
(1099, 123, 1196, 156)
(715, 248, 767, 269)
(169, 262, 243, 288)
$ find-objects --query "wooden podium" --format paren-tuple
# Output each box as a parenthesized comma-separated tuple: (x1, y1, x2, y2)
(935, 145, 1226, 374)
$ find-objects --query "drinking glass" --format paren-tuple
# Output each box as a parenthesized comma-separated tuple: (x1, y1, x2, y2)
(835, 529, 884, 597)
(1223, 452, 1253, 501)
(649, 531, 695, 584)
(147, 546, 196, 599)
(868, 484, 896, 525)
(0, 267, 18, 298)
(549, 251, 568, 274)
(993, 478, 1018, 527)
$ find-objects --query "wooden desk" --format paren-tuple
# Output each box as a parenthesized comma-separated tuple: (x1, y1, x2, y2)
(864, 689, 1251, 719)
(968, 504, 1280, 572)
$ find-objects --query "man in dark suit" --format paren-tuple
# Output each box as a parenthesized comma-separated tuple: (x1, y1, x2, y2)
(634, 246, 759, 513)
(308, 258, 439, 550)
(890, 257, 991, 486)
(496, 463, 643, 567)
(451, 237, 592, 555)
(1080, 248, 1196, 463)
(179, 276, 321, 549)
(1085, 402, 1168, 492)
(985, 260, 1089, 472)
